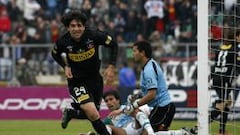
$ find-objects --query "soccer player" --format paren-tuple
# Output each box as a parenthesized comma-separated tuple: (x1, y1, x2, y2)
(130, 40, 176, 132)
(103, 90, 155, 135)
(51, 10, 118, 135)
(209, 29, 240, 134)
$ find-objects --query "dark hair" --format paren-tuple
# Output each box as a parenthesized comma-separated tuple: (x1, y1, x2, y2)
(133, 41, 152, 58)
(103, 90, 120, 101)
(61, 10, 88, 27)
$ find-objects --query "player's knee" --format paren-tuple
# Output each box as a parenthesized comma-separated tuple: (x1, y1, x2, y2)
(81, 102, 100, 121)
(87, 111, 100, 121)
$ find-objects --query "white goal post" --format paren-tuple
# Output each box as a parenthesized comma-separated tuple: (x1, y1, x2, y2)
(198, 0, 209, 134)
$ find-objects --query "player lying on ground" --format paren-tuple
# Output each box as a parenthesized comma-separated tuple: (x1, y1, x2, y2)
(103, 90, 155, 135)
(106, 90, 197, 135)
(78, 90, 196, 135)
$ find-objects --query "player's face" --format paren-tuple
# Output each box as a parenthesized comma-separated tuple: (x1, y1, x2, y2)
(68, 19, 85, 41)
(132, 46, 142, 63)
(104, 95, 120, 111)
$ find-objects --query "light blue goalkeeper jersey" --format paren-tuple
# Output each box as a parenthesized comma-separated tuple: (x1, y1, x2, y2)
(140, 58, 171, 107)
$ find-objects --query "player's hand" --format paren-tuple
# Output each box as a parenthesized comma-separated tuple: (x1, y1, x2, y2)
(108, 109, 122, 118)
(127, 92, 142, 103)
(104, 64, 115, 85)
(64, 66, 73, 79)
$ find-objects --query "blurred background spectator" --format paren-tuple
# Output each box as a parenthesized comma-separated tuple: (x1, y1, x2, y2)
(0, 0, 199, 85)
(118, 61, 136, 104)
(0, 0, 198, 44)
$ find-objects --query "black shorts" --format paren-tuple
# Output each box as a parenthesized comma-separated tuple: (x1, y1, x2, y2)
(67, 75, 103, 110)
(149, 103, 176, 131)
(212, 75, 232, 101)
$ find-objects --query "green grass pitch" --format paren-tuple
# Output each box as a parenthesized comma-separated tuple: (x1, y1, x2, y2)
(0, 120, 239, 135)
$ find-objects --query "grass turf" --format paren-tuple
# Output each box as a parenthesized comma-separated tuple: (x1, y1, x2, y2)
(0, 120, 239, 135)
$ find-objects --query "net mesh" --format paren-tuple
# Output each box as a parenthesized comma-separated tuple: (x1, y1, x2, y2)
(209, 0, 240, 134)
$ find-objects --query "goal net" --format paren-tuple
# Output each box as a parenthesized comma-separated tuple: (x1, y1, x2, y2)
(206, 0, 240, 135)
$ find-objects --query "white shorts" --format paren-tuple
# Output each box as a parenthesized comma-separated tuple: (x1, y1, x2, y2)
(123, 121, 143, 135)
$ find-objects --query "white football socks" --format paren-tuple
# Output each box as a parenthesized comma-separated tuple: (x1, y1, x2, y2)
(136, 111, 155, 134)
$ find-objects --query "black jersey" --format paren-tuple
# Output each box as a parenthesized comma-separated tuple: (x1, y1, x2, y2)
(51, 28, 118, 79)
(212, 42, 240, 78)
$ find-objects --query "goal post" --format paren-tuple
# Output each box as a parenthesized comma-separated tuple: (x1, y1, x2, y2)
(197, 0, 209, 134)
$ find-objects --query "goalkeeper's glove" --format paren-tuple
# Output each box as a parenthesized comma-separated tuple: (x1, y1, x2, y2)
(127, 94, 133, 103)
(132, 99, 140, 108)
(123, 99, 140, 115)
(123, 104, 134, 115)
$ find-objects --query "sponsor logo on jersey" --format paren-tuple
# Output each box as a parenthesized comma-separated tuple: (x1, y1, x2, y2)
(68, 48, 95, 62)
(77, 94, 90, 102)
(214, 67, 228, 73)
(220, 44, 232, 50)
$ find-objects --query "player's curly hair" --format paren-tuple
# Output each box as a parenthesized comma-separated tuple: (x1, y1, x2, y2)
(61, 10, 88, 27)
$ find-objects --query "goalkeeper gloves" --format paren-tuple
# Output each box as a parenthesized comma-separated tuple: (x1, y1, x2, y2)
(123, 104, 134, 115)
(132, 99, 140, 108)
(123, 99, 140, 115)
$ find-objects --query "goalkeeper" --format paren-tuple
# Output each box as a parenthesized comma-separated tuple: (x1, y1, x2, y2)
(129, 41, 176, 132)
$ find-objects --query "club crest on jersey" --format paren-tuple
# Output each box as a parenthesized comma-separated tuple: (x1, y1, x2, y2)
(86, 39, 94, 49)
(146, 78, 153, 84)
(67, 46, 73, 52)
(77, 48, 84, 53)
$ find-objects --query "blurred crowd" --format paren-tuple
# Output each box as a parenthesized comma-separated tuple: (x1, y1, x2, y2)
(0, 0, 198, 85)
(0, 0, 197, 54)
(210, 0, 240, 42)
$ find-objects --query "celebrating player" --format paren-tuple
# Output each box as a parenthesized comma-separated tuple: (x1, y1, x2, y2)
(51, 10, 118, 135)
